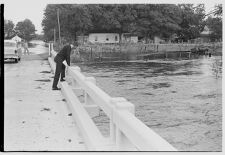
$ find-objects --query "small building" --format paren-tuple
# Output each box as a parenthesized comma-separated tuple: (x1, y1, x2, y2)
(88, 33, 138, 44)
(88, 33, 120, 44)
(11, 35, 22, 42)
(77, 35, 89, 45)
(199, 26, 212, 43)
(154, 36, 165, 44)
(121, 33, 138, 43)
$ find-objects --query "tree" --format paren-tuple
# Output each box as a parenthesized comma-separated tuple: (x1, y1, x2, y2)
(15, 19, 36, 41)
(34, 34, 44, 40)
(177, 4, 206, 42)
(205, 4, 222, 42)
(4, 19, 15, 39)
(61, 4, 93, 40)
(130, 4, 182, 41)
(42, 4, 58, 41)
(86, 4, 138, 42)
(42, 4, 93, 42)
(214, 4, 222, 17)
(206, 17, 222, 41)
(104, 4, 138, 41)
(42, 4, 208, 43)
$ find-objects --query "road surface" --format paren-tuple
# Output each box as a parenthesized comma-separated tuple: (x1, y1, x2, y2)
(4, 41, 86, 151)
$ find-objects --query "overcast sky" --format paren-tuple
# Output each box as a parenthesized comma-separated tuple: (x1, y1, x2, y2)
(2, 0, 221, 34)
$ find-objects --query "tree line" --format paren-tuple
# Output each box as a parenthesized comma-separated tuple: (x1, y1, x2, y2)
(4, 19, 36, 41)
(4, 4, 222, 43)
(42, 4, 222, 43)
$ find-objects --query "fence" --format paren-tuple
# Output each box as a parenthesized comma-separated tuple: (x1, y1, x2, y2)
(48, 43, 177, 151)
(77, 42, 222, 54)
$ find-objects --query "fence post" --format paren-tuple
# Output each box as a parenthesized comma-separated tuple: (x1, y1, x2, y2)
(85, 77, 96, 105)
(64, 66, 80, 96)
(112, 98, 135, 150)
(84, 77, 99, 118)
(66, 66, 85, 103)
(67, 66, 81, 87)
(110, 97, 127, 143)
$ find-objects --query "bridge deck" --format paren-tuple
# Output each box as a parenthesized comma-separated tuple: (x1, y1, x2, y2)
(4, 51, 86, 151)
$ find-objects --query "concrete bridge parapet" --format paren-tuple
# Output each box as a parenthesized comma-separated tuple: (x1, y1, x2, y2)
(48, 43, 177, 151)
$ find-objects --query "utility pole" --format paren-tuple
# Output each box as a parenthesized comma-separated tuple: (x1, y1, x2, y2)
(57, 9, 61, 45)
(54, 29, 56, 44)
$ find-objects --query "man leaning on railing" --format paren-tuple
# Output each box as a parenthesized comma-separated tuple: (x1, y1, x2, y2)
(52, 41, 77, 90)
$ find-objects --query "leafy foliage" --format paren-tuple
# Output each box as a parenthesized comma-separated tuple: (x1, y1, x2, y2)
(214, 4, 222, 16)
(4, 20, 15, 39)
(42, 4, 208, 42)
(206, 4, 222, 41)
(206, 17, 222, 41)
(42, 4, 93, 42)
(15, 19, 36, 41)
(177, 4, 206, 41)
(205, 4, 222, 42)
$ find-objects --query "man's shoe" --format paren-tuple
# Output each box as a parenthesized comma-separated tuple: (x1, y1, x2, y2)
(60, 79, 66, 82)
(52, 87, 61, 90)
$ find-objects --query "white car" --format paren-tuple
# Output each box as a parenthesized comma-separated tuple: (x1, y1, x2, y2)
(4, 40, 22, 63)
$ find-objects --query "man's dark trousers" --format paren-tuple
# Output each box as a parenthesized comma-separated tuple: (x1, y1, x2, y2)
(52, 61, 65, 88)
(52, 44, 71, 88)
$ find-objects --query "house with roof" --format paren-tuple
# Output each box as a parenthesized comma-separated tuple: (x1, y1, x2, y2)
(121, 33, 138, 43)
(88, 33, 120, 44)
(77, 33, 139, 44)
(199, 26, 212, 43)
(11, 35, 22, 42)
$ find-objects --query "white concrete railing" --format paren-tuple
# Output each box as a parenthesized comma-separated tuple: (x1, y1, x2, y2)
(48, 43, 177, 151)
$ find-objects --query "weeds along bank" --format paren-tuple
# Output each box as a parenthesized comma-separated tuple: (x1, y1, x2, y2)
(53, 42, 222, 63)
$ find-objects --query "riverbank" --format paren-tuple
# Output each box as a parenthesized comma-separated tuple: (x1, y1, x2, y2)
(70, 42, 222, 62)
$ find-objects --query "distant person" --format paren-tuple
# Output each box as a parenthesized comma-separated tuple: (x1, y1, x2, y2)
(16, 41, 23, 58)
(52, 43, 74, 90)
(209, 52, 212, 57)
(23, 40, 30, 55)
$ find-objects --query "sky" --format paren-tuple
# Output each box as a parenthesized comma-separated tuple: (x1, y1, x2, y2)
(2, 0, 222, 34)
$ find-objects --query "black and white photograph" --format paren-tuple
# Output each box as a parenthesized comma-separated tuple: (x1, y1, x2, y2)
(2, 0, 223, 152)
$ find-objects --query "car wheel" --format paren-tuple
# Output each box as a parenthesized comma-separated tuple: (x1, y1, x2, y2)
(15, 59, 18, 63)
(18, 58, 21, 61)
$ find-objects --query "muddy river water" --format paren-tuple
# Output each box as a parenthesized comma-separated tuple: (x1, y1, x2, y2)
(73, 56, 222, 151)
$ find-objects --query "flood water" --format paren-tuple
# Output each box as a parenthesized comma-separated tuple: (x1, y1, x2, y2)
(74, 56, 222, 151)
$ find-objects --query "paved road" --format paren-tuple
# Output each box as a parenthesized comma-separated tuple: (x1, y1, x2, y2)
(4, 42, 86, 151)
(5, 41, 49, 71)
